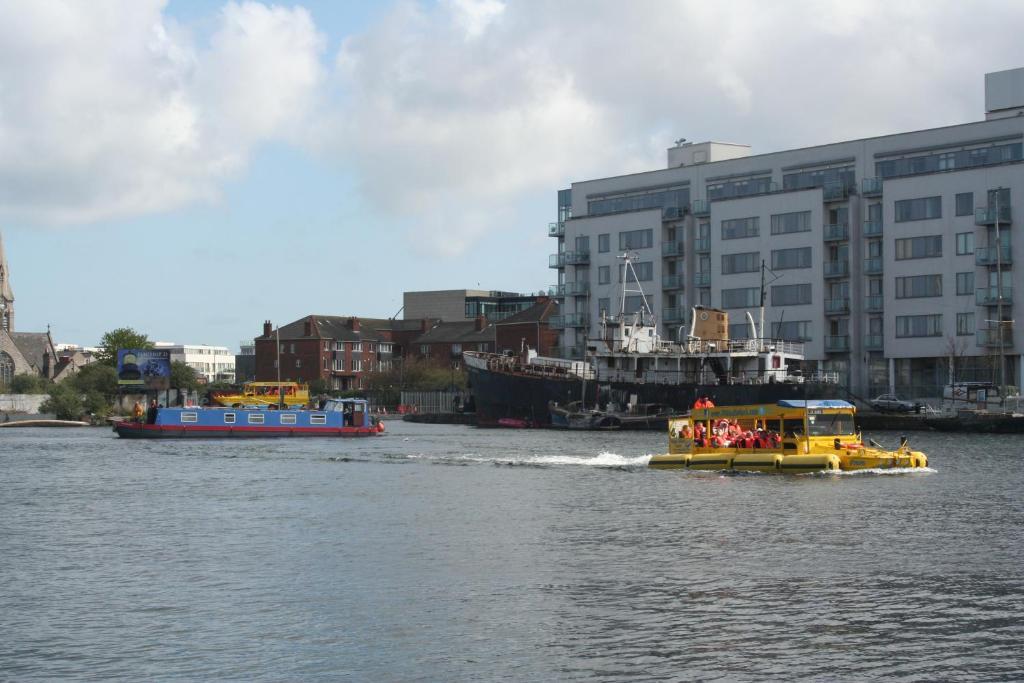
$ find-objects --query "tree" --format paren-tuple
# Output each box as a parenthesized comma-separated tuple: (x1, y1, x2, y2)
(40, 382, 86, 421)
(39, 363, 119, 421)
(72, 363, 119, 399)
(10, 373, 50, 394)
(170, 361, 199, 392)
(308, 378, 330, 397)
(95, 327, 153, 367)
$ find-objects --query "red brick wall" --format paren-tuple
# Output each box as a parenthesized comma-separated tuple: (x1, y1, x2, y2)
(496, 322, 557, 356)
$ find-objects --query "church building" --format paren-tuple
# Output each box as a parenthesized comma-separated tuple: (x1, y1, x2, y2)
(0, 233, 61, 388)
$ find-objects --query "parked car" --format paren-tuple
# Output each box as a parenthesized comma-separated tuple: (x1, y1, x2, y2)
(870, 394, 924, 413)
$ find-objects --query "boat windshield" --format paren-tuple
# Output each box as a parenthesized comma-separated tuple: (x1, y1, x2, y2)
(807, 412, 855, 436)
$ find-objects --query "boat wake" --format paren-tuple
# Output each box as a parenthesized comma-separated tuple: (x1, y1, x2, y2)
(806, 466, 938, 476)
(404, 450, 652, 470)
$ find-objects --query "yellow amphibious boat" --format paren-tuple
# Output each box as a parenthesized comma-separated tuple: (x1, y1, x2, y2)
(648, 400, 929, 473)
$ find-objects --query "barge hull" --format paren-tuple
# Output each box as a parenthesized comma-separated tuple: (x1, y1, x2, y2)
(113, 423, 380, 439)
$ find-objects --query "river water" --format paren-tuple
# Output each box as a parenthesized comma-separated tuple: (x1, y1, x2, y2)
(1, 422, 1022, 681)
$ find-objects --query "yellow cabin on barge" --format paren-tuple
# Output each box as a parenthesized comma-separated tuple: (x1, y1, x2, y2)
(649, 400, 929, 473)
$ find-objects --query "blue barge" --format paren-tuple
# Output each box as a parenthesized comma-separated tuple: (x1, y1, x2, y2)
(113, 398, 384, 439)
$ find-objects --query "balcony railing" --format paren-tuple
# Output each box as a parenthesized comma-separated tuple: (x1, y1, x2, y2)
(863, 220, 883, 237)
(694, 271, 710, 287)
(662, 206, 686, 220)
(662, 307, 686, 322)
(662, 241, 685, 257)
(976, 286, 1013, 306)
(695, 237, 711, 253)
(975, 245, 1013, 266)
(864, 334, 884, 350)
(824, 260, 850, 278)
(824, 297, 850, 314)
(825, 335, 850, 352)
(548, 221, 565, 237)
(975, 205, 1012, 226)
(824, 223, 849, 241)
(662, 274, 685, 290)
(863, 257, 883, 275)
(865, 295, 884, 312)
(976, 327, 1014, 348)
(823, 181, 849, 201)
(862, 177, 883, 196)
(550, 250, 590, 267)
(550, 281, 588, 297)
(692, 199, 710, 217)
(549, 313, 589, 329)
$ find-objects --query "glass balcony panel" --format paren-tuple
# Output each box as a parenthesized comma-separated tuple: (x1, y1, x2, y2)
(695, 238, 711, 253)
(549, 253, 565, 268)
(823, 223, 849, 241)
(864, 334, 884, 350)
(862, 177, 883, 196)
(548, 221, 565, 237)
(662, 241, 686, 257)
(823, 182, 849, 201)
(864, 295, 884, 312)
(564, 281, 589, 296)
(975, 245, 1013, 266)
(863, 257, 883, 274)
(662, 274, 685, 290)
(663, 307, 686, 322)
(975, 206, 1012, 225)
(824, 297, 850, 314)
(694, 272, 710, 286)
(824, 335, 850, 352)
(863, 220, 883, 237)
(976, 286, 1013, 305)
(976, 327, 1013, 348)
(692, 199, 710, 216)
(824, 260, 850, 277)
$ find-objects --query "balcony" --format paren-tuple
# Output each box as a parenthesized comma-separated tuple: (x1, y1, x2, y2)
(862, 177, 883, 196)
(550, 313, 589, 329)
(976, 286, 1013, 306)
(662, 241, 686, 257)
(662, 274, 685, 290)
(694, 271, 710, 287)
(695, 237, 711, 253)
(692, 199, 710, 217)
(662, 206, 685, 220)
(825, 335, 850, 352)
(863, 257, 883, 275)
(975, 245, 1013, 266)
(975, 205, 1012, 226)
(864, 334, 884, 350)
(824, 260, 850, 278)
(548, 221, 565, 237)
(863, 220, 883, 237)
(558, 281, 589, 297)
(823, 181, 849, 202)
(548, 284, 564, 298)
(824, 223, 849, 241)
(550, 250, 590, 267)
(976, 327, 1014, 348)
(663, 307, 686, 323)
(865, 295, 884, 312)
(824, 297, 850, 315)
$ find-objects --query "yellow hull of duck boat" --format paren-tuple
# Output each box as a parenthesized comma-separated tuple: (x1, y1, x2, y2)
(649, 448, 927, 472)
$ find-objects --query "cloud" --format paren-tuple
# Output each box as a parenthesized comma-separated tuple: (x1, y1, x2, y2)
(0, 0, 324, 225)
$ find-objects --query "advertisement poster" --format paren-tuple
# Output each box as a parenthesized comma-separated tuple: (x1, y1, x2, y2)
(117, 349, 171, 390)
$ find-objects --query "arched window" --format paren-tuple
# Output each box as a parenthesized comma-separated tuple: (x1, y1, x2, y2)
(0, 351, 13, 389)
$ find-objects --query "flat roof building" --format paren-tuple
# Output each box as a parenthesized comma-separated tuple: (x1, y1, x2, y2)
(549, 68, 1024, 399)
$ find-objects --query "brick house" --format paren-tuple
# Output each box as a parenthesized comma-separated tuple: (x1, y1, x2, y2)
(410, 317, 494, 364)
(255, 315, 429, 391)
(494, 298, 559, 356)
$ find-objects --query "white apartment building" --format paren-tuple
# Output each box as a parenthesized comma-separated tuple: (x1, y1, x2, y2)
(550, 67, 1024, 399)
(155, 342, 236, 383)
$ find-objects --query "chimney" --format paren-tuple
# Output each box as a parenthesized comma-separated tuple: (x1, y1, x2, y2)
(348, 317, 360, 332)
(303, 319, 312, 337)
(475, 315, 486, 332)
(421, 318, 431, 333)
(263, 320, 272, 337)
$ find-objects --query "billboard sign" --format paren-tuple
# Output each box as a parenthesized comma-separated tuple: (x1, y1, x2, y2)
(117, 349, 171, 390)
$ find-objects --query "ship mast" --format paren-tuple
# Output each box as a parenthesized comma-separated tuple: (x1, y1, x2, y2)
(759, 259, 767, 343)
(994, 188, 1007, 401)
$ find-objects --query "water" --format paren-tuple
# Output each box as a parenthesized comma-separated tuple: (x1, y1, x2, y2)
(1, 423, 1022, 681)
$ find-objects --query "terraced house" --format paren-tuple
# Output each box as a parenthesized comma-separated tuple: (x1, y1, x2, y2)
(548, 67, 1024, 399)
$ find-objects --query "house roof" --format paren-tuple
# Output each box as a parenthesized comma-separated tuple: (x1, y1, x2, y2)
(412, 320, 494, 345)
(10, 332, 54, 372)
(495, 298, 557, 325)
(259, 315, 424, 342)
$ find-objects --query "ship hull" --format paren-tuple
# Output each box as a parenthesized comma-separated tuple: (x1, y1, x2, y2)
(467, 365, 836, 428)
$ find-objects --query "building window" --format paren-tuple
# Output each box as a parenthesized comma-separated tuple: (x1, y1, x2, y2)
(771, 247, 812, 270)
(728, 322, 752, 339)
(771, 283, 812, 306)
(956, 192, 974, 216)
(894, 196, 942, 222)
(721, 217, 759, 240)
(782, 165, 854, 190)
(380, 344, 392, 354)
(248, 413, 265, 424)
(598, 266, 610, 284)
(619, 262, 653, 281)
(280, 413, 297, 425)
(598, 233, 610, 253)
(420, 344, 430, 356)
(224, 413, 236, 424)
(895, 275, 942, 299)
(895, 235, 942, 260)
(352, 342, 362, 352)
(956, 312, 975, 336)
(352, 360, 362, 372)
(721, 251, 760, 274)
(876, 143, 1023, 178)
(623, 296, 647, 314)
(721, 287, 760, 309)
(289, 343, 295, 354)
(618, 229, 653, 250)
(295, 359, 301, 368)
(895, 314, 942, 338)
(956, 272, 975, 296)
(770, 211, 811, 235)
(451, 343, 462, 355)
(770, 320, 811, 341)
(956, 232, 974, 255)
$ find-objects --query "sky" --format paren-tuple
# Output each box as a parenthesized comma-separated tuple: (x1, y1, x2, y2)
(3, 0, 1024, 351)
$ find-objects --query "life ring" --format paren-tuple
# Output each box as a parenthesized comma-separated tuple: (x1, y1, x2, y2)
(376, 421, 385, 433)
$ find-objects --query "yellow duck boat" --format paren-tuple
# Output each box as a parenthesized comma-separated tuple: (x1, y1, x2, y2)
(209, 381, 310, 407)
(649, 400, 929, 473)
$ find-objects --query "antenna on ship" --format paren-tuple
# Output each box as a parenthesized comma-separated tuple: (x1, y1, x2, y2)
(617, 251, 655, 326)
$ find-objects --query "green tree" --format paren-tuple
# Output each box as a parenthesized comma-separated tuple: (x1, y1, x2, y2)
(170, 361, 199, 392)
(95, 327, 153, 367)
(40, 382, 86, 420)
(308, 378, 330, 397)
(72, 363, 119, 399)
(10, 373, 50, 394)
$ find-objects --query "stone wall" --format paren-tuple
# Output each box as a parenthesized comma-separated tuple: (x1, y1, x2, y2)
(0, 394, 47, 414)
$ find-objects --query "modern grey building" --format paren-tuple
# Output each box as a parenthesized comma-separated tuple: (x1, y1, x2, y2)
(549, 67, 1024, 399)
